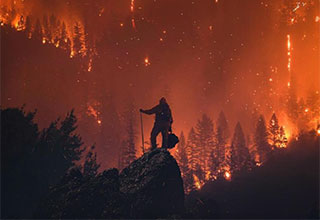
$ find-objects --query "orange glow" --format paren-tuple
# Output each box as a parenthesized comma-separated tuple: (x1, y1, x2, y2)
(304, 108, 309, 113)
(193, 174, 202, 189)
(205, 171, 211, 181)
(11, 15, 24, 31)
(287, 34, 292, 73)
(131, 18, 136, 29)
(144, 57, 150, 66)
(224, 171, 231, 180)
(87, 104, 102, 125)
(317, 129, 320, 135)
(88, 58, 93, 72)
(130, 0, 135, 12)
(315, 16, 320, 23)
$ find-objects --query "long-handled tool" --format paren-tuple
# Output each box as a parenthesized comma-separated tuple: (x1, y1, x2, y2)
(140, 111, 145, 154)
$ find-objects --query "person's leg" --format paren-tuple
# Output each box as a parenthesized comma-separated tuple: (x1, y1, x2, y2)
(161, 125, 169, 148)
(150, 124, 161, 150)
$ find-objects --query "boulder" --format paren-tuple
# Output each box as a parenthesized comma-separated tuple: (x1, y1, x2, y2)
(120, 148, 185, 218)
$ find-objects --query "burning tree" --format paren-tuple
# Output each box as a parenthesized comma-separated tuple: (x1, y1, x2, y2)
(195, 114, 215, 175)
(254, 115, 271, 164)
(186, 127, 199, 173)
(268, 113, 280, 149)
(215, 111, 230, 171)
(208, 150, 220, 179)
(268, 113, 288, 149)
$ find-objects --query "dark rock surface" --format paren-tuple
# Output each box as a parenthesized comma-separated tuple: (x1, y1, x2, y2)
(120, 148, 185, 218)
(35, 148, 185, 219)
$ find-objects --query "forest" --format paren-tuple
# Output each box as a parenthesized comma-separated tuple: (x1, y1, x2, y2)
(1, 0, 319, 218)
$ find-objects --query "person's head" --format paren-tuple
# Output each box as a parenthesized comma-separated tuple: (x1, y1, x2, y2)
(159, 97, 167, 104)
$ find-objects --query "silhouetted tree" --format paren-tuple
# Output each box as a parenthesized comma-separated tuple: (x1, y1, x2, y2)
(121, 101, 137, 168)
(1, 108, 85, 218)
(186, 127, 198, 173)
(195, 114, 214, 174)
(83, 145, 100, 178)
(37, 110, 84, 185)
(208, 150, 219, 179)
(176, 132, 194, 193)
(215, 111, 229, 171)
(254, 115, 271, 163)
(176, 132, 189, 176)
(232, 122, 253, 173)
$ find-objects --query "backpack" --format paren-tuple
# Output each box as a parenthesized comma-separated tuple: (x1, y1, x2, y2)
(167, 133, 179, 149)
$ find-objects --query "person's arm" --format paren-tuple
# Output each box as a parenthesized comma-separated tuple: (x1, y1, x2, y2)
(140, 105, 159, 115)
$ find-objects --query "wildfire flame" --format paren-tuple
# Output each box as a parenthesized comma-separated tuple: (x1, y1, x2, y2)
(287, 34, 292, 73)
(193, 174, 202, 190)
(224, 171, 231, 180)
(144, 57, 150, 66)
(87, 104, 102, 126)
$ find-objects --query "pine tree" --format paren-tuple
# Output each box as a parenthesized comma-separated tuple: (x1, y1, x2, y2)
(73, 22, 83, 56)
(42, 14, 51, 42)
(215, 111, 229, 170)
(176, 131, 194, 193)
(194, 163, 205, 185)
(60, 22, 71, 52)
(195, 114, 214, 174)
(83, 145, 100, 177)
(121, 101, 137, 168)
(176, 132, 189, 177)
(208, 150, 219, 179)
(254, 115, 271, 163)
(186, 127, 198, 173)
(269, 113, 280, 149)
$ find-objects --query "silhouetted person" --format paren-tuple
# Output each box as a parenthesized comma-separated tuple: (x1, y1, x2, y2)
(140, 97, 173, 150)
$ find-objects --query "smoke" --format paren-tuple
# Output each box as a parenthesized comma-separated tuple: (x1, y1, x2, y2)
(1, 0, 319, 168)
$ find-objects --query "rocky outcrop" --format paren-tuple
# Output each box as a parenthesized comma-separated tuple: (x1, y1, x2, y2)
(35, 148, 185, 219)
(120, 148, 185, 218)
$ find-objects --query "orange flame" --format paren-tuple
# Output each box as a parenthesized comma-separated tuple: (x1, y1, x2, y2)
(193, 174, 202, 190)
(224, 171, 231, 180)
(287, 34, 292, 73)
